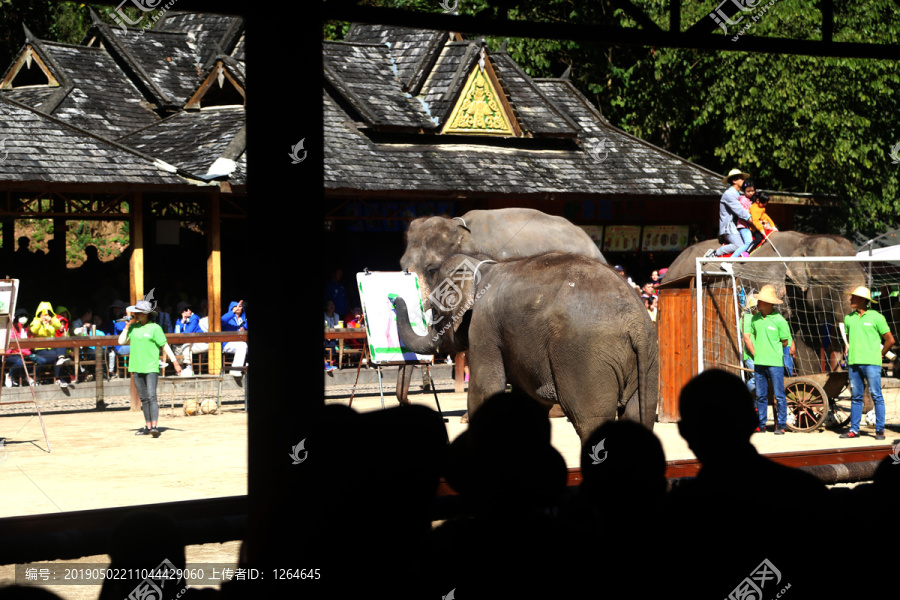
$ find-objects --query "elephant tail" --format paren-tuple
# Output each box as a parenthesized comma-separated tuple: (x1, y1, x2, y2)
(627, 319, 659, 430)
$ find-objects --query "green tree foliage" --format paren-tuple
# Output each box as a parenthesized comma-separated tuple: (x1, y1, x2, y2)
(322, 0, 900, 237)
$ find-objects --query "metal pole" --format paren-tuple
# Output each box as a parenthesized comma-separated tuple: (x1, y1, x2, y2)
(696, 256, 704, 374)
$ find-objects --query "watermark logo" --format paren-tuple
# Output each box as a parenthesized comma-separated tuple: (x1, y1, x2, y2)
(0, 137, 8, 164)
(726, 558, 789, 600)
(144, 287, 158, 312)
(429, 258, 493, 340)
(890, 441, 900, 465)
(0, 438, 7, 462)
(442, 588, 456, 600)
(588, 438, 607, 464)
(289, 139, 307, 164)
(429, 258, 482, 314)
(109, 0, 180, 35)
(587, 138, 610, 163)
(889, 141, 900, 165)
(125, 558, 190, 600)
(439, 0, 458, 14)
(290, 439, 308, 464)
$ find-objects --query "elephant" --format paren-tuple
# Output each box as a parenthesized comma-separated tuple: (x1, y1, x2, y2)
(395, 208, 607, 408)
(665, 232, 865, 375)
(392, 252, 659, 444)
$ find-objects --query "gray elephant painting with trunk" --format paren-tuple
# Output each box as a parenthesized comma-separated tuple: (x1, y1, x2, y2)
(396, 208, 607, 406)
(392, 252, 658, 444)
(666, 232, 865, 375)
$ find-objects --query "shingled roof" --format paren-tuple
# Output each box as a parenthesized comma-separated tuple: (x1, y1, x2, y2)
(324, 25, 725, 197)
(0, 35, 159, 137)
(83, 17, 204, 111)
(153, 11, 245, 69)
(0, 95, 195, 188)
(118, 106, 246, 184)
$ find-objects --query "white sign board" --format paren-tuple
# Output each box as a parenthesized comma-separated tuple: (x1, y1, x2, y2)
(0, 279, 19, 353)
(357, 271, 433, 365)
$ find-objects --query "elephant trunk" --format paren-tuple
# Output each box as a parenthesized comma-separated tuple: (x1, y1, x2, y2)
(392, 297, 441, 355)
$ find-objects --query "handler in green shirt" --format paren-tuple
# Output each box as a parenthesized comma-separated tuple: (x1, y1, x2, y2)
(840, 286, 895, 440)
(750, 285, 792, 434)
(119, 299, 182, 438)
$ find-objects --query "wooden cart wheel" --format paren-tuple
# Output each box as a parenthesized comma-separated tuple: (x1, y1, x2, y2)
(785, 378, 828, 432)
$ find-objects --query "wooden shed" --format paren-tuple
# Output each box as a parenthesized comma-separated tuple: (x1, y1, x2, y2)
(657, 273, 745, 422)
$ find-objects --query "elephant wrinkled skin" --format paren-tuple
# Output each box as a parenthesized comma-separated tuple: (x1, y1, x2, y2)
(395, 208, 607, 407)
(393, 252, 659, 444)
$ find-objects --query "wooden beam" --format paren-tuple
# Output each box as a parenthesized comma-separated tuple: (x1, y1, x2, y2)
(322, 4, 900, 60)
(207, 193, 222, 375)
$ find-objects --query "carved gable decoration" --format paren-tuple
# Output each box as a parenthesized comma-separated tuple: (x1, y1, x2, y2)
(442, 60, 517, 136)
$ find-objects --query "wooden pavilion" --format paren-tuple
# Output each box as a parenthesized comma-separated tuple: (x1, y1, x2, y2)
(0, 11, 247, 373)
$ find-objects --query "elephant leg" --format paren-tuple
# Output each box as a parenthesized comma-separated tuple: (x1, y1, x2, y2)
(395, 365, 414, 405)
(463, 346, 507, 424)
(552, 356, 620, 446)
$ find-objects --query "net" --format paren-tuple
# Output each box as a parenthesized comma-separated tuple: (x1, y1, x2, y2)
(696, 256, 900, 429)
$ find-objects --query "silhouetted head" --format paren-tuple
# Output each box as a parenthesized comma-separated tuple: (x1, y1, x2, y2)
(580, 420, 667, 507)
(84, 245, 99, 260)
(678, 369, 757, 462)
(16, 237, 29, 250)
(447, 390, 566, 514)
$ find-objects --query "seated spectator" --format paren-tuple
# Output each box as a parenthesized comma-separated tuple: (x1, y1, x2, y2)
(29, 302, 71, 388)
(156, 302, 174, 334)
(650, 269, 661, 288)
(105, 299, 127, 335)
(172, 301, 202, 375)
(640, 282, 657, 299)
(190, 308, 248, 377)
(108, 307, 131, 379)
(667, 369, 828, 596)
(71, 307, 93, 332)
(221, 300, 248, 377)
(5, 309, 33, 387)
(343, 306, 365, 349)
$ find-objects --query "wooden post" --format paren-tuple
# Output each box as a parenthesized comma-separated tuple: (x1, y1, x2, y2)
(207, 194, 222, 374)
(128, 193, 143, 411)
(454, 351, 466, 393)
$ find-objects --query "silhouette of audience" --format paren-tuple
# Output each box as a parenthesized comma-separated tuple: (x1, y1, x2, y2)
(667, 369, 828, 597)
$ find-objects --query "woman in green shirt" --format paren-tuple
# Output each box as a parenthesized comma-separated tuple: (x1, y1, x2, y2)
(119, 300, 182, 437)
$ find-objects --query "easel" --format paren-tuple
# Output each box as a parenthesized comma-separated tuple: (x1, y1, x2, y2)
(346, 342, 446, 423)
(0, 279, 52, 452)
(350, 270, 448, 433)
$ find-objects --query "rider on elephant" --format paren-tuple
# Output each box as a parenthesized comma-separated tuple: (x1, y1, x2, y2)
(705, 168, 752, 259)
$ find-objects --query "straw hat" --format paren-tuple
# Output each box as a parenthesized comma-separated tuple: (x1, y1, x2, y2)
(847, 286, 873, 302)
(723, 168, 750, 184)
(756, 285, 782, 305)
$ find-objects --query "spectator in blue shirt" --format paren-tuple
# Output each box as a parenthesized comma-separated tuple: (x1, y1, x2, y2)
(172, 301, 202, 375)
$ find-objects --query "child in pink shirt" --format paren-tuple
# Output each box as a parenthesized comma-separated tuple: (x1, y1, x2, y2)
(732, 179, 757, 257)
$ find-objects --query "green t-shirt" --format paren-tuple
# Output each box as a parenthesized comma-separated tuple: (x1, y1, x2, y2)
(125, 322, 168, 373)
(844, 309, 889, 366)
(742, 312, 753, 361)
(750, 312, 791, 367)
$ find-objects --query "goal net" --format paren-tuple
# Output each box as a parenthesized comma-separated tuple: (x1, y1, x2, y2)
(696, 255, 900, 429)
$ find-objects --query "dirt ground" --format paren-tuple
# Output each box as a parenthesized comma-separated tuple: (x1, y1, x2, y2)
(0, 399, 248, 599)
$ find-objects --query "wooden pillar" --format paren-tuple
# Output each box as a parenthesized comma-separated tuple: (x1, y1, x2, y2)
(454, 351, 467, 393)
(207, 193, 222, 374)
(128, 193, 144, 410)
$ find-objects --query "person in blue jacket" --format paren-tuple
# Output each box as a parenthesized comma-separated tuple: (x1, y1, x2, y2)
(172, 301, 202, 375)
(221, 300, 248, 376)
